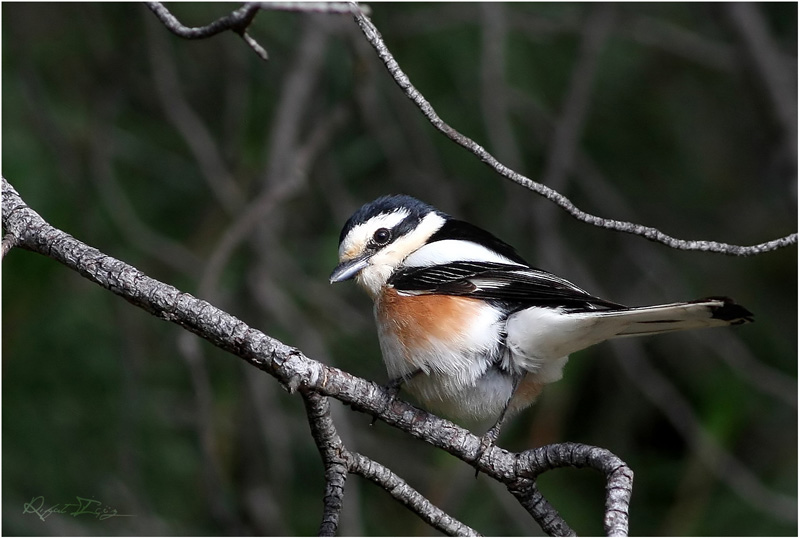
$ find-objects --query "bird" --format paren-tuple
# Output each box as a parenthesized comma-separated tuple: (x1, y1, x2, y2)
(329, 194, 753, 446)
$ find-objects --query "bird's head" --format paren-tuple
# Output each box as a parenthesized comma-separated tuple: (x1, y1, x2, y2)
(330, 195, 445, 298)
(330, 194, 528, 299)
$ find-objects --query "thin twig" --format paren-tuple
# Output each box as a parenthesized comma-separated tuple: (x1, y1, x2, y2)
(531, 4, 615, 273)
(348, 3, 797, 256)
(199, 103, 348, 296)
(258, 13, 332, 188)
(145, 2, 259, 38)
(348, 451, 481, 536)
(145, 2, 268, 60)
(305, 387, 480, 536)
(257, 2, 369, 15)
(145, 2, 368, 62)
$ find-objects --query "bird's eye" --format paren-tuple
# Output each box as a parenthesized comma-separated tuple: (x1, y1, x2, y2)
(372, 228, 391, 246)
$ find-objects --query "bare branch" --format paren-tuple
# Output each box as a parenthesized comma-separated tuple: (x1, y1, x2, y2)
(304, 391, 479, 536)
(145, 2, 367, 62)
(348, 3, 797, 256)
(257, 2, 368, 15)
(347, 451, 480, 536)
(145, 2, 797, 256)
(479, 3, 523, 170)
(2, 175, 634, 535)
(145, 2, 268, 60)
(145, 1, 259, 38)
(513, 443, 633, 537)
(506, 480, 576, 537)
(258, 13, 333, 188)
(303, 392, 348, 536)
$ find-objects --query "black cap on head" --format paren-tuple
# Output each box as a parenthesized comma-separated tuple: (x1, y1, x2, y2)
(338, 194, 440, 245)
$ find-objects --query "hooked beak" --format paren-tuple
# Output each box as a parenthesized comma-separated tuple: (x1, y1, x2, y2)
(329, 254, 370, 283)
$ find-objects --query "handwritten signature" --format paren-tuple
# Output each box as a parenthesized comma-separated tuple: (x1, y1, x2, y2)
(22, 495, 133, 521)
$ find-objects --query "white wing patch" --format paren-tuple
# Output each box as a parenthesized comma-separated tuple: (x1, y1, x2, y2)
(404, 239, 526, 268)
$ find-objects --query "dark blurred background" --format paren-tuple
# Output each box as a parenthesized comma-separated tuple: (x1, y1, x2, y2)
(2, 2, 797, 536)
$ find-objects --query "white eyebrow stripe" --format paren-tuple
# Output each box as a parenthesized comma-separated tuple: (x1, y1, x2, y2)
(403, 239, 526, 267)
(367, 211, 446, 267)
(355, 209, 411, 237)
(338, 209, 411, 259)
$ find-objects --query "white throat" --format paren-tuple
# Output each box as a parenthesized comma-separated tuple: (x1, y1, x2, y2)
(353, 212, 446, 297)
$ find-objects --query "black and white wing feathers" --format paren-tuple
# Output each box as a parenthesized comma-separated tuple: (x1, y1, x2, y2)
(388, 261, 625, 311)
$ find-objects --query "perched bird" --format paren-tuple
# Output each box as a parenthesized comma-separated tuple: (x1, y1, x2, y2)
(330, 194, 753, 444)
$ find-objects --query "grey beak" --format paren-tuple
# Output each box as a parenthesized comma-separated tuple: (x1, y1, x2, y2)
(329, 255, 370, 283)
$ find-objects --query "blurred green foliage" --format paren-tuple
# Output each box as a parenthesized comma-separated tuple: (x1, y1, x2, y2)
(3, 2, 797, 536)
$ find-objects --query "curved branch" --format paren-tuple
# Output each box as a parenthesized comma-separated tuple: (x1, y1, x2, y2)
(145, 2, 268, 60)
(513, 443, 634, 537)
(348, 3, 797, 256)
(145, 2, 367, 62)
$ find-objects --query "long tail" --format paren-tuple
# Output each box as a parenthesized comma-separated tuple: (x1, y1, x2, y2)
(506, 296, 753, 376)
(599, 296, 754, 338)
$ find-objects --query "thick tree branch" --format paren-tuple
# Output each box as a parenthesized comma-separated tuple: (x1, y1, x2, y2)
(514, 444, 634, 537)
